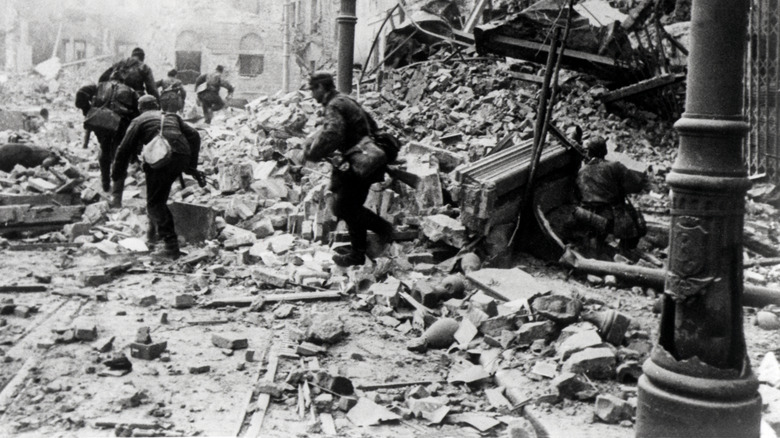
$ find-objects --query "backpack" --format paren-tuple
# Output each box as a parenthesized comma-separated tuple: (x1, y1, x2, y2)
(114, 59, 144, 90)
(372, 130, 401, 164)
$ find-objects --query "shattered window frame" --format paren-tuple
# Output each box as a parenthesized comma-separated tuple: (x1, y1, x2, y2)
(238, 54, 264, 77)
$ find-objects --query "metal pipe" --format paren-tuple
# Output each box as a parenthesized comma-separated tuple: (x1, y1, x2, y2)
(559, 248, 780, 309)
(336, 0, 357, 94)
(282, 2, 291, 93)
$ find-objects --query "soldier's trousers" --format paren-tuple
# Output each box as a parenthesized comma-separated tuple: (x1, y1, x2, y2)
(331, 177, 392, 255)
(144, 154, 188, 249)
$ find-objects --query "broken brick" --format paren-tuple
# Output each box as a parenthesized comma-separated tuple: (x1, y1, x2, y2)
(130, 341, 167, 360)
(562, 347, 617, 380)
(594, 394, 633, 424)
(174, 294, 197, 309)
(189, 365, 211, 374)
(212, 333, 248, 350)
(515, 321, 556, 345)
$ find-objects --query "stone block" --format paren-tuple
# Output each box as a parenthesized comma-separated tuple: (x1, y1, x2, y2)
(470, 291, 498, 317)
(478, 314, 516, 338)
(218, 162, 254, 194)
(212, 333, 248, 350)
(515, 321, 556, 345)
(63, 221, 92, 240)
(594, 394, 633, 424)
(562, 347, 617, 380)
(168, 202, 218, 243)
(251, 267, 288, 288)
(189, 364, 211, 374)
(221, 224, 257, 249)
(83, 201, 109, 224)
(249, 217, 275, 238)
(130, 341, 167, 360)
(74, 322, 97, 341)
(421, 214, 468, 248)
(174, 294, 197, 309)
(556, 330, 602, 361)
(407, 252, 434, 265)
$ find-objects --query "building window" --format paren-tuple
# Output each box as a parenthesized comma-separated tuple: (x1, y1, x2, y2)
(74, 40, 87, 60)
(239, 33, 264, 77)
(239, 54, 264, 76)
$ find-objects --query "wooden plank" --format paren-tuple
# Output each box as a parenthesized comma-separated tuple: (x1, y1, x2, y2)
(601, 73, 678, 103)
(0, 193, 76, 206)
(231, 340, 271, 437)
(0, 285, 47, 293)
(466, 268, 551, 302)
(204, 291, 341, 309)
(507, 71, 545, 84)
(356, 379, 446, 391)
(8, 242, 83, 251)
(244, 354, 280, 438)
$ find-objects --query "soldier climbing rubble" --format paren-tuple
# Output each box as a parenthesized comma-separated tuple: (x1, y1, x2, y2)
(303, 71, 394, 267)
(110, 95, 203, 259)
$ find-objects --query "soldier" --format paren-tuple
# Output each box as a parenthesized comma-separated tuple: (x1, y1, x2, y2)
(111, 96, 202, 259)
(194, 65, 234, 124)
(157, 69, 186, 113)
(99, 47, 159, 100)
(303, 72, 393, 267)
(81, 72, 138, 192)
(575, 136, 647, 252)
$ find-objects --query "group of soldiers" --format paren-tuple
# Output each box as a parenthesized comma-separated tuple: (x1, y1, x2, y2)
(75, 47, 234, 258)
(73, 51, 646, 265)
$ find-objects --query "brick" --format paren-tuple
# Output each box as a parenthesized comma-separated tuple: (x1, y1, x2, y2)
(135, 327, 152, 344)
(594, 394, 633, 424)
(96, 336, 115, 353)
(245, 350, 256, 362)
(368, 278, 401, 308)
(63, 221, 92, 240)
(13, 305, 34, 318)
(135, 295, 158, 307)
(338, 396, 358, 412)
(249, 217, 275, 238)
(80, 272, 112, 287)
(174, 294, 197, 309)
(212, 333, 248, 350)
(421, 214, 467, 248)
(130, 341, 167, 360)
(297, 342, 326, 356)
(218, 162, 253, 194)
(562, 347, 617, 380)
(189, 364, 211, 374)
(515, 321, 556, 346)
(411, 280, 447, 308)
(74, 322, 97, 341)
(407, 252, 434, 264)
(222, 224, 257, 249)
(82, 201, 109, 224)
(251, 267, 288, 288)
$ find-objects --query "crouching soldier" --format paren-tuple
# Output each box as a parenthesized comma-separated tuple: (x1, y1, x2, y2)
(575, 136, 647, 254)
(111, 95, 202, 259)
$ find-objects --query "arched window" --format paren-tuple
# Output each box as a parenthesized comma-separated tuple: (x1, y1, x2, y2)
(239, 33, 264, 77)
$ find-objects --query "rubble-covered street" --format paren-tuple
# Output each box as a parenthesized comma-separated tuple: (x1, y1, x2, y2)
(3, 0, 780, 437)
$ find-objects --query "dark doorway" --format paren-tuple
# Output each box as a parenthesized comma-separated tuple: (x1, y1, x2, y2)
(176, 51, 201, 84)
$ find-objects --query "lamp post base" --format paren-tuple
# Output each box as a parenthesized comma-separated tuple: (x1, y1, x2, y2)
(636, 355, 761, 438)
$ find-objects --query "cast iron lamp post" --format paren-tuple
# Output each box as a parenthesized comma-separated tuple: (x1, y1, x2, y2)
(636, 0, 762, 436)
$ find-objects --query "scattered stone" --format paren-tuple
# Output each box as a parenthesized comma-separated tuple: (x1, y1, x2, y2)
(174, 294, 197, 309)
(135, 326, 152, 344)
(562, 347, 617, 380)
(96, 336, 115, 353)
(212, 333, 249, 350)
(616, 360, 644, 383)
(314, 393, 334, 412)
(273, 303, 295, 319)
(297, 342, 326, 356)
(338, 396, 359, 412)
(531, 294, 582, 325)
(557, 329, 602, 361)
(421, 214, 468, 248)
(189, 365, 211, 374)
(74, 322, 98, 342)
(552, 372, 595, 400)
(594, 394, 633, 424)
(504, 417, 538, 438)
(130, 341, 167, 361)
(346, 397, 401, 426)
(759, 352, 780, 387)
(305, 314, 348, 345)
(136, 295, 158, 307)
(515, 321, 556, 345)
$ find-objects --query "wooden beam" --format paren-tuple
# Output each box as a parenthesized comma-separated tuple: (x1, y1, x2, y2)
(601, 73, 680, 103)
